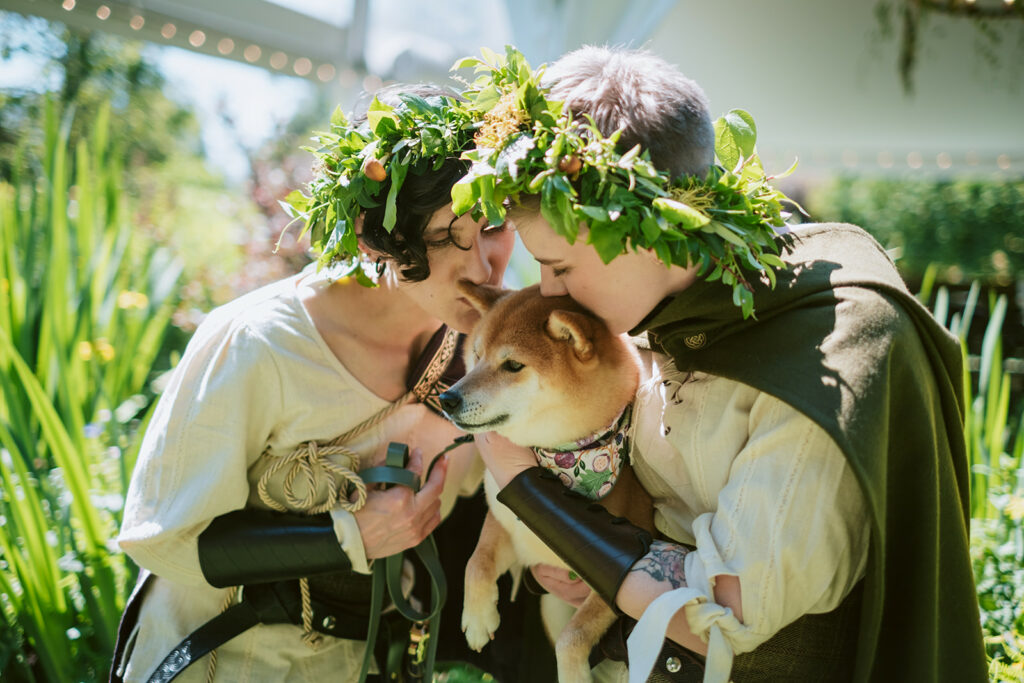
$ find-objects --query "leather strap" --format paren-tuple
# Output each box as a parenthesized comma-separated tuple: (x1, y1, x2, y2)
(497, 466, 652, 609)
(146, 601, 261, 682)
(356, 442, 446, 682)
(198, 509, 352, 588)
(110, 570, 153, 683)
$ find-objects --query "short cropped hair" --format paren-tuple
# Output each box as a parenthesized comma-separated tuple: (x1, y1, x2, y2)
(543, 46, 714, 179)
(352, 84, 468, 282)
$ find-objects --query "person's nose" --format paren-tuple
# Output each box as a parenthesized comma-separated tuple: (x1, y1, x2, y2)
(538, 267, 568, 296)
(462, 235, 495, 285)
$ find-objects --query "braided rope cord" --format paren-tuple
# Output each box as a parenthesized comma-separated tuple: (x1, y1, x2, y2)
(203, 326, 459, 681)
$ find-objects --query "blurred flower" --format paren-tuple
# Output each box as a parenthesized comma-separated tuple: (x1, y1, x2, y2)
(95, 338, 115, 362)
(77, 341, 93, 361)
(1007, 495, 1024, 521)
(91, 492, 124, 512)
(117, 290, 149, 309)
(83, 423, 103, 439)
(57, 552, 85, 573)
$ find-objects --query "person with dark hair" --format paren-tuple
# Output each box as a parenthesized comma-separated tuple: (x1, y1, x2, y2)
(112, 84, 515, 682)
(460, 46, 987, 682)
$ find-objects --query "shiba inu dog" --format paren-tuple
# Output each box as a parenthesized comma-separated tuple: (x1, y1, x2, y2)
(439, 282, 654, 683)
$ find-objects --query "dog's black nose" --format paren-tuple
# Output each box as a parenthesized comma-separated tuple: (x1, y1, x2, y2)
(438, 390, 462, 414)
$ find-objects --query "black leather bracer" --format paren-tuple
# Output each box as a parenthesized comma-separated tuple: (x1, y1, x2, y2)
(496, 467, 652, 608)
(197, 508, 352, 588)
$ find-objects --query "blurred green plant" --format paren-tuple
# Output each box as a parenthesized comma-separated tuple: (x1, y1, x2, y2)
(0, 99, 181, 681)
(808, 177, 1024, 286)
(920, 272, 1024, 680)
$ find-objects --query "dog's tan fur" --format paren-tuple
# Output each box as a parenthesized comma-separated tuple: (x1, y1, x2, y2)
(443, 283, 654, 683)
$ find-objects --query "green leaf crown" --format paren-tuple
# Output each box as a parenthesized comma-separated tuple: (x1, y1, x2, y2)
(452, 46, 802, 318)
(285, 46, 800, 316)
(281, 91, 480, 284)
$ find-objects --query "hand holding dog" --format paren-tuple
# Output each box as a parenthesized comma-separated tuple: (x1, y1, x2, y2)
(474, 431, 536, 488)
(531, 564, 592, 607)
(354, 448, 448, 559)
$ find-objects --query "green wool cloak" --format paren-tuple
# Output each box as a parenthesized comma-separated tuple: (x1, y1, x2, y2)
(634, 223, 987, 681)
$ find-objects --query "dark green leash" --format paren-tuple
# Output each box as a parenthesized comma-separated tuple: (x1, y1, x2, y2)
(356, 436, 471, 682)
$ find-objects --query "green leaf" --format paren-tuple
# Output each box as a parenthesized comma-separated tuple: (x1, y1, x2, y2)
(479, 46, 502, 67)
(397, 92, 432, 115)
(495, 133, 535, 182)
(708, 220, 749, 247)
(640, 213, 661, 243)
(541, 181, 579, 243)
(588, 222, 625, 264)
(653, 197, 710, 229)
(451, 177, 478, 215)
(330, 105, 348, 128)
(714, 109, 757, 171)
(383, 163, 408, 231)
(367, 97, 399, 136)
(450, 56, 483, 71)
(279, 190, 309, 217)
(580, 205, 610, 222)
(577, 470, 613, 498)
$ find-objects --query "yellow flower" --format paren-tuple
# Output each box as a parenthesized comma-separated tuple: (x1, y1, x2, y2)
(668, 184, 715, 214)
(95, 338, 115, 362)
(474, 92, 525, 150)
(1006, 495, 1024, 521)
(77, 341, 93, 361)
(117, 291, 149, 309)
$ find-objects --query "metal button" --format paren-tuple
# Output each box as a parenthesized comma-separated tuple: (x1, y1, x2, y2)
(683, 332, 707, 349)
(321, 615, 336, 630)
(665, 656, 682, 673)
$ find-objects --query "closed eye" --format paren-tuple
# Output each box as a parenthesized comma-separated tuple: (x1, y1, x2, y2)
(501, 359, 524, 372)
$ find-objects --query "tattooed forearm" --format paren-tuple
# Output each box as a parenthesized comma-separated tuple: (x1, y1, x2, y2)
(631, 540, 689, 589)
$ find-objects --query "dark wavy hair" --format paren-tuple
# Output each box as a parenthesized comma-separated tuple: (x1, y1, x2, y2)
(352, 84, 469, 282)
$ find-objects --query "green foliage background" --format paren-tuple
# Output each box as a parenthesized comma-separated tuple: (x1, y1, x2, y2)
(807, 176, 1024, 287)
(0, 14, 1021, 683)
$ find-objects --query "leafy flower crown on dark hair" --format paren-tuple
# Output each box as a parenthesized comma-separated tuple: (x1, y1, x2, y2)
(452, 46, 803, 318)
(283, 46, 800, 316)
(280, 91, 479, 285)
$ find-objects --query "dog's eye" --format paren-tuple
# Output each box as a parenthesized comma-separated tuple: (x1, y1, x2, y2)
(501, 359, 524, 372)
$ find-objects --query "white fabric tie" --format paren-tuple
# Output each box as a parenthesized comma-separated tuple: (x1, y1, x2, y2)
(626, 586, 735, 683)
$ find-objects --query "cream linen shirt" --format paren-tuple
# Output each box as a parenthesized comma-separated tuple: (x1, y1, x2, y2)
(624, 350, 870, 683)
(116, 267, 477, 682)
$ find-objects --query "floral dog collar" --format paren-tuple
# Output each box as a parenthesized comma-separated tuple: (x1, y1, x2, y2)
(531, 406, 632, 500)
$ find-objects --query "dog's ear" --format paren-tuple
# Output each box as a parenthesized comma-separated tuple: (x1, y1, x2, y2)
(458, 281, 507, 314)
(546, 310, 596, 361)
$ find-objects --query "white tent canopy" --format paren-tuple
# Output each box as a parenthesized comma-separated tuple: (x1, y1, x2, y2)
(3, 0, 1020, 176)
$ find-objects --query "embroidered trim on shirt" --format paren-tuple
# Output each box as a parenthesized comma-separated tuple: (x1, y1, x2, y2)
(413, 326, 461, 415)
(532, 406, 632, 500)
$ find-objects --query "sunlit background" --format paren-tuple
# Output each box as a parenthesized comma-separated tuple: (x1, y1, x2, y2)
(2, 0, 1022, 300)
(1, 2, 1023, 680)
